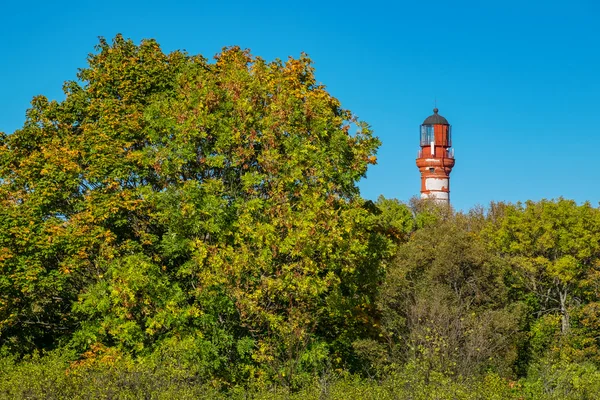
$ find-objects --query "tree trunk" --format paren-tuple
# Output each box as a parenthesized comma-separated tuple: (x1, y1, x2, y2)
(559, 289, 570, 334)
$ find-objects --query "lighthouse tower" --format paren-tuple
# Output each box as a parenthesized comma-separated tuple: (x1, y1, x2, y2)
(416, 108, 455, 203)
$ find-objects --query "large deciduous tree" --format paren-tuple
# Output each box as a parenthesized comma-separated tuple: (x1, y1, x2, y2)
(0, 35, 383, 381)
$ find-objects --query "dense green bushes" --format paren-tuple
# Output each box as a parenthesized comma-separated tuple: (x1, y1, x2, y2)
(3, 350, 600, 399)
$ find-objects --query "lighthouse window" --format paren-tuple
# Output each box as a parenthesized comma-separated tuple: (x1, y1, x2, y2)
(429, 168, 435, 173)
(420, 125, 435, 146)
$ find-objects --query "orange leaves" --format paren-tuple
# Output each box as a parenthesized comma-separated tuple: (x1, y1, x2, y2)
(0, 247, 13, 263)
(67, 343, 124, 373)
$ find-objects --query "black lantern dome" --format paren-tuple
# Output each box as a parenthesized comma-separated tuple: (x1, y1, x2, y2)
(422, 108, 449, 125)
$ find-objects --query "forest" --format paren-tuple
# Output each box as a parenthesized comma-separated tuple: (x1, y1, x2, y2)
(1, 35, 599, 399)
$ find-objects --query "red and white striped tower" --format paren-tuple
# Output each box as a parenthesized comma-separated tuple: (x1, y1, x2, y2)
(416, 108, 455, 203)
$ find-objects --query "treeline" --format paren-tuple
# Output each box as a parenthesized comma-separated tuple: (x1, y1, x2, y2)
(1, 36, 599, 399)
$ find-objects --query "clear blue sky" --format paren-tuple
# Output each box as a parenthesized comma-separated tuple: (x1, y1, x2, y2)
(1, 0, 598, 210)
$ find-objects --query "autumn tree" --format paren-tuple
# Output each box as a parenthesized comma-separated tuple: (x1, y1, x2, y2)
(0, 35, 384, 384)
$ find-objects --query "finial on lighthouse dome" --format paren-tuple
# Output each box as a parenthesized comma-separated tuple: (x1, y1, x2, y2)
(422, 107, 449, 125)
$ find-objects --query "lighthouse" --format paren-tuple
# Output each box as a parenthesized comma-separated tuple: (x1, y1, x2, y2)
(416, 108, 455, 203)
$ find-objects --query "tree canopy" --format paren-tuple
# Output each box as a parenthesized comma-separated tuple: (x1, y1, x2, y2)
(0, 35, 383, 381)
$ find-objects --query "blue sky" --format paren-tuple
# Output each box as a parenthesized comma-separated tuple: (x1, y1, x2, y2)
(1, 0, 598, 210)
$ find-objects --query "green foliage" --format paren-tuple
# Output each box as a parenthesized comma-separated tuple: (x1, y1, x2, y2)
(0, 35, 384, 384)
(0, 34, 191, 353)
(0, 349, 226, 400)
(2, 34, 600, 396)
(373, 195, 415, 243)
(0, 352, 530, 400)
(523, 358, 600, 400)
(378, 210, 522, 376)
(72, 254, 190, 352)
(485, 199, 600, 335)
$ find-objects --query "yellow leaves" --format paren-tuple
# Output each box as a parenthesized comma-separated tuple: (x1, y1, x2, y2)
(549, 255, 579, 283)
(60, 265, 72, 275)
(191, 239, 208, 262)
(0, 247, 13, 263)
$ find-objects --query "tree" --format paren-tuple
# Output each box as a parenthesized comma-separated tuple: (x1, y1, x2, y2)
(485, 199, 600, 335)
(0, 35, 384, 383)
(372, 195, 415, 244)
(378, 210, 521, 377)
